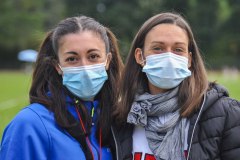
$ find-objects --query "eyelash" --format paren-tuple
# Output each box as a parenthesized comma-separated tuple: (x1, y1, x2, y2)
(66, 57, 78, 62)
(152, 47, 186, 53)
(175, 48, 184, 52)
(88, 54, 100, 60)
(88, 54, 100, 61)
(153, 47, 163, 51)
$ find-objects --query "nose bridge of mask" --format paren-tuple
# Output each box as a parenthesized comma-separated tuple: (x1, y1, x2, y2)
(58, 59, 108, 73)
(165, 53, 177, 67)
(167, 53, 189, 68)
(145, 52, 188, 66)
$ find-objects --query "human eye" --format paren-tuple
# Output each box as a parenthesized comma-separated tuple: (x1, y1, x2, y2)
(152, 46, 163, 51)
(88, 53, 100, 61)
(66, 56, 78, 63)
(175, 48, 184, 52)
(150, 45, 164, 54)
(174, 47, 187, 55)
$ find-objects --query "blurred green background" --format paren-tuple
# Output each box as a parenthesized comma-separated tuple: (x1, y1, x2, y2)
(1, 0, 240, 68)
(0, 0, 240, 139)
(0, 71, 239, 139)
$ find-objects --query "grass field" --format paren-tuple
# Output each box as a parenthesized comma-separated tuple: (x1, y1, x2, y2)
(0, 71, 31, 140)
(0, 70, 239, 140)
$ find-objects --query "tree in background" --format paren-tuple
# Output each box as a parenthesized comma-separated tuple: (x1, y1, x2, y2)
(209, 0, 240, 69)
(0, 0, 65, 69)
(0, 0, 239, 69)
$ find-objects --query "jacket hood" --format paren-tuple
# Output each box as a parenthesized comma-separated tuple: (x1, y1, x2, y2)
(201, 82, 229, 113)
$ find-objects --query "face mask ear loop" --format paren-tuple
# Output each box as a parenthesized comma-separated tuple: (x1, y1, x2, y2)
(57, 64, 63, 75)
(104, 52, 111, 67)
(58, 64, 63, 71)
(140, 50, 146, 66)
(188, 52, 192, 68)
(104, 56, 108, 67)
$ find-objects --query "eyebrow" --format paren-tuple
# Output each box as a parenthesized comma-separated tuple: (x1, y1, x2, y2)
(64, 49, 101, 55)
(65, 51, 78, 55)
(87, 49, 101, 53)
(151, 41, 187, 45)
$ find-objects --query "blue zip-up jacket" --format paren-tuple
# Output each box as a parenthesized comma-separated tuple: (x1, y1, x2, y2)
(0, 97, 112, 160)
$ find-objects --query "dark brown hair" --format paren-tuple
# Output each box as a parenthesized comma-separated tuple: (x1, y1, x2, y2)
(29, 16, 123, 147)
(115, 12, 208, 124)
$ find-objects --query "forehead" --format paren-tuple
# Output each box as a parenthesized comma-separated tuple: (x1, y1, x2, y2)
(144, 24, 189, 45)
(59, 30, 103, 44)
(58, 31, 106, 51)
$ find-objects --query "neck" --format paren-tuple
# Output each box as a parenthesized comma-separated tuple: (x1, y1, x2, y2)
(148, 82, 169, 95)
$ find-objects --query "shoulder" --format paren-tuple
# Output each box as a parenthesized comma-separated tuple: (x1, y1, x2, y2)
(0, 103, 53, 159)
(201, 93, 240, 136)
(203, 83, 240, 117)
(112, 123, 133, 136)
(210, 96, 240, 117)
(189, 93, 240, 159)
(210, 96, 240, 158)
(1, 103, 54, 145)
(193, 85, 240, 135)
(217, 97, 240, 128)
(112, 123, 133, 160)
(203, 93, 240, 122)
(2, 103, 53, 137)
(112, 123, 133, 147)
(111, 123, 133, 146)
(10, 103, 53, 127)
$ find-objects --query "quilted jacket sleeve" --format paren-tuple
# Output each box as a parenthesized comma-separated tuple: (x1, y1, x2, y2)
(220, 98, 240, 160)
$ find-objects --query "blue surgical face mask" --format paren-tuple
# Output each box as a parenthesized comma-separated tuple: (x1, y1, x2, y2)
(142, 52, 191, 89)
(59, 62, 108, 101)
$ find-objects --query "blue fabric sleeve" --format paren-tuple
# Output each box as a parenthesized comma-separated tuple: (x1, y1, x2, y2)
(0, 107, 51, 160)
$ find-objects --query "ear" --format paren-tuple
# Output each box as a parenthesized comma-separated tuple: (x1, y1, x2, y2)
(188, 52, 192, 68)
(55, 64, 63, 75)
(135, 48, 145, 67)
(105, 53, 112, 70)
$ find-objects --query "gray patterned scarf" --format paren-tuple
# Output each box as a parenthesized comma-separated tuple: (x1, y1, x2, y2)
(127, 87, 187, 160)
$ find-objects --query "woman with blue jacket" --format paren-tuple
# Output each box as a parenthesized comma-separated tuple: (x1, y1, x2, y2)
(0, 15, 123, 160)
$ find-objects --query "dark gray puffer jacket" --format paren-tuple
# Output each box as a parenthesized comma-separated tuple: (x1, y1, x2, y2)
(187, 83, 240, 160)
(112, 83, 240, 160)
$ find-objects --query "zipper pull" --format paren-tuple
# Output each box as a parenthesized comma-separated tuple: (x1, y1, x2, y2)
(91, 106, 95, 126)
(91, 107, 94, 117)
(74, 99, 79, 105)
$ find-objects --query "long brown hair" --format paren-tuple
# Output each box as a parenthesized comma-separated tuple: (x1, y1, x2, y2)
(30, 16, 123, 146)
(115, 12, 208, 124)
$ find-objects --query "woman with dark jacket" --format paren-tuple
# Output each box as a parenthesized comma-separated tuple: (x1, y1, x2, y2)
(113, 12, 240, 160)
